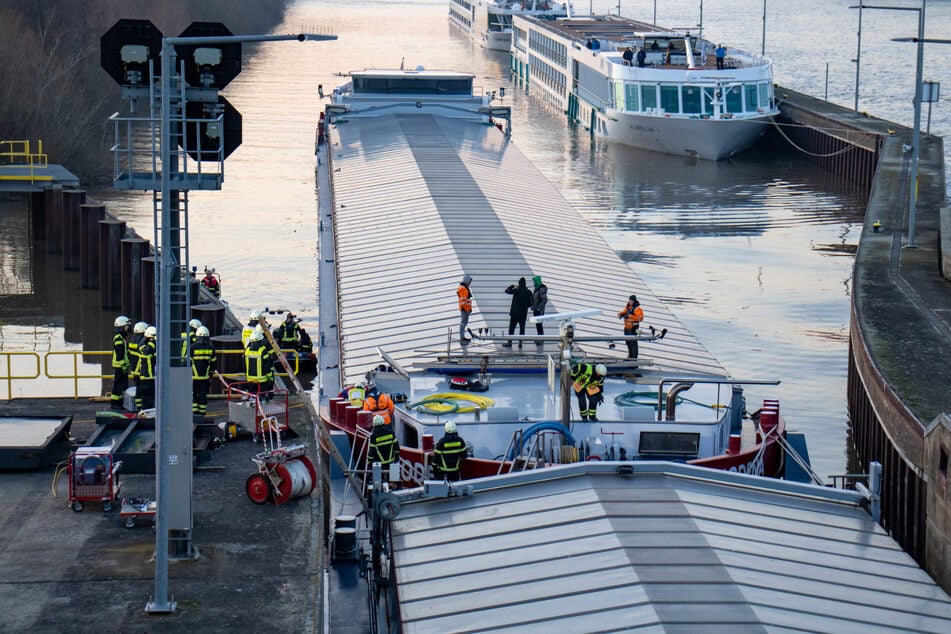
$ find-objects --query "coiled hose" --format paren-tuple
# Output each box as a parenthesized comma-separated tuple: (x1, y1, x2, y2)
(407, 392, 495, 416)
(506, 422, 577, 460)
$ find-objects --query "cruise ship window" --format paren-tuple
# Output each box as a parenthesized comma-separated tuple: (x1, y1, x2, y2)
(640, 84, 657, 110)
(744, 84, 758, 111)
(660, 85, 679, 114)
(683, 86, 702, 114)
(725, 86, 742, 113)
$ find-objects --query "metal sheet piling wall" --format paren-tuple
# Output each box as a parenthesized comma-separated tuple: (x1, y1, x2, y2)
(121, 238, 150, 321)
(30, 191, 45, 240)
(140, 256, 156, 326)
(98, 219, 125, 310)
(62, 189, 86, 271)
(80, 204, 106, 288)
(44, 187, 64, 254)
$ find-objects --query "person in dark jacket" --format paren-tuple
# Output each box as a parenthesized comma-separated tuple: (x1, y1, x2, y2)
(433, 421, 467, 481)
(503, 277, 533, 347)
(531, 275, 548, 337)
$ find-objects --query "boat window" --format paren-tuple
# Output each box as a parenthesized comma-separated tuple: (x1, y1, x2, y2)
(640, 84, 657, 110)
(625, 83, 639, 111)
(403, 423, 419, 450)
(660, 84, 679, 114)
(758, 83, 770, 108)
(725, 85, 742, 113)
(639, 431, 700, 456)
(613, 82, 625, 111)
(353, 76, 473, 95)
(744, 84, 758, 111)
(682, 85, 702, 114)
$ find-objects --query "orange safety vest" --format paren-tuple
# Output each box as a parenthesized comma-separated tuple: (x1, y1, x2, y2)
(457, 284, 472, 312)
(363, 393, 394, 423)
(618, 304, 644, 330)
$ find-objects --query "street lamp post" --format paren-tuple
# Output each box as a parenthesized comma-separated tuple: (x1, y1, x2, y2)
(850, 2, 925, 248)
(854, 1, 863, 111)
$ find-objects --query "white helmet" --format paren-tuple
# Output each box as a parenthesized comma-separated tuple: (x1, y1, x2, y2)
(145, 326, 157, 338)
(249, 329, 265, 342)
(372, 415, 385, 427)
(444, 421, 457, 434)
(114, 315, 131, 328)
(196, 326, 210, 337)
(254, 324, 264, 333)
(133, 321, 148, 334)
(595, 364, 607, 377)
(189, 318, 202, 329)
(249, 310, 260, 320)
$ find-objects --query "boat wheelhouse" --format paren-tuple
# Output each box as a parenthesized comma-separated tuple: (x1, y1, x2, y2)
(317, 67, 803, 489)
(449, 0, 570, 51)
(511, 14, 779, 159)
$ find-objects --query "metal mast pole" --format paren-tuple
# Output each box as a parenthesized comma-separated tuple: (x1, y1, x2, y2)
(762, 0, 767, 56)
(855, 1, 864, 111)
(907, 1, 926, 248)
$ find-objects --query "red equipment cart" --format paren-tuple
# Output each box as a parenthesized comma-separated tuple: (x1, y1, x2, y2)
(67, 447, 121, 512)
(245, 416, 317, 505)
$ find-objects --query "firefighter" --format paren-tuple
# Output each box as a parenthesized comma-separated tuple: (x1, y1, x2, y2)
(244, 328, 274, 397)
(241, 311, 262, 347)
(191, 326, 217, 417)
(617, 295, 644, 359)
(571, 363, 607, 422)
(127, 321, 148, 405)
(110, 316, 132, 410)
(274, 313, 301, 351)
(368, 414, 401, 474)
(298, 327, 313, 354)
(433, 421, 467, 481)
(137, 326, 157, 411)
(181, 318, 202, 358)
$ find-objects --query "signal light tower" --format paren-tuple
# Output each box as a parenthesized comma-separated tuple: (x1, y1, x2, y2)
(101, 19, 336, 614)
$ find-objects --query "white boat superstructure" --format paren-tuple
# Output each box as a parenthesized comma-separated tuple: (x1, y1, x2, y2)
(449, 0, 570, 51)
(511, 15, 780, 159)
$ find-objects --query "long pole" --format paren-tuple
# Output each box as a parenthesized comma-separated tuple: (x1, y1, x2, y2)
(762, 0, 767, 56)
(907, 1, 925, 248)
(855, 1, 864, 111)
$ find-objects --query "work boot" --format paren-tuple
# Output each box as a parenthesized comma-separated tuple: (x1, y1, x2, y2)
(581, 415, 588, 421)
(589, 415, 598, 422)
(501, 342, 512, 348)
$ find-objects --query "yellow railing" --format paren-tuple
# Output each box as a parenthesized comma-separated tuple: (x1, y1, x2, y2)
(0, 140, 51, 183)
(0, 352, 42, 400)
(2, 347, 302, 400)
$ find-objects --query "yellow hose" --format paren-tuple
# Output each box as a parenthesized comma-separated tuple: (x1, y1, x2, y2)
(421, 392, 495, 413)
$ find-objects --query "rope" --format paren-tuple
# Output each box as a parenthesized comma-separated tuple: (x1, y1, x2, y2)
(768, 116, 859, 158)
(614, 390, 666, 407)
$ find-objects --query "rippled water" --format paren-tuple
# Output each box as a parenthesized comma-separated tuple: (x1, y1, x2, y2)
(7, 0, 950, 478)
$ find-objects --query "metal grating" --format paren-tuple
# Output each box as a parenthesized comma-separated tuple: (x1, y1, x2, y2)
(328, 112, 724, 384)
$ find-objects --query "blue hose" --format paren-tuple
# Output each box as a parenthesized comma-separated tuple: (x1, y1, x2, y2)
(507, 422, 577, 460)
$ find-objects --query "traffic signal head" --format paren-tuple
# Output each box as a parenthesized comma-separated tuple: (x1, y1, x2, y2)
(101, 19, 163, 86)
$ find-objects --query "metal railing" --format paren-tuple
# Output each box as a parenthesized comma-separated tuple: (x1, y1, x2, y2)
(2, 347, 303, 400)
(0, 139, 51, 183)
(0, 352, 42, 400)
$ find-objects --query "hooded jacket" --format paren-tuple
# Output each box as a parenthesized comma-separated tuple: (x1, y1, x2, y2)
(505, 277, 533, 318)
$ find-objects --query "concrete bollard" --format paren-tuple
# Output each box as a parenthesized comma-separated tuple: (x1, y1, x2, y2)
(98, 219, 125, 309)
(79, 204, 105, 288)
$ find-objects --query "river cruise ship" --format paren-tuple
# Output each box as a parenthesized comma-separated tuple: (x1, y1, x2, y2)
(449, 0, 570, 51)
(511, 14, 779, 159)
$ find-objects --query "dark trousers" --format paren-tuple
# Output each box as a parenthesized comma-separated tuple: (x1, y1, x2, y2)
(138, 379, 155, 410)
(507, 314, 527, 341)
(193, 379, 210, 415)
(716, 57, 724, 70)
(111, 367, 128, 407)
(624, 326, 639, 359)
(575, 390, 600, 420)
(532, 310, 544, 335)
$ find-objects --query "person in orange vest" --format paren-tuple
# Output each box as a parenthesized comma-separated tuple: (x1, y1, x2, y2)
(363, 391, 394, 424)
(617, 294, 644, 359)
(457, 274, 473, 344)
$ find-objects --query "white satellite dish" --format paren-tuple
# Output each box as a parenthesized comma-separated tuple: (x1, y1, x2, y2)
(531, 308, 601, 324)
